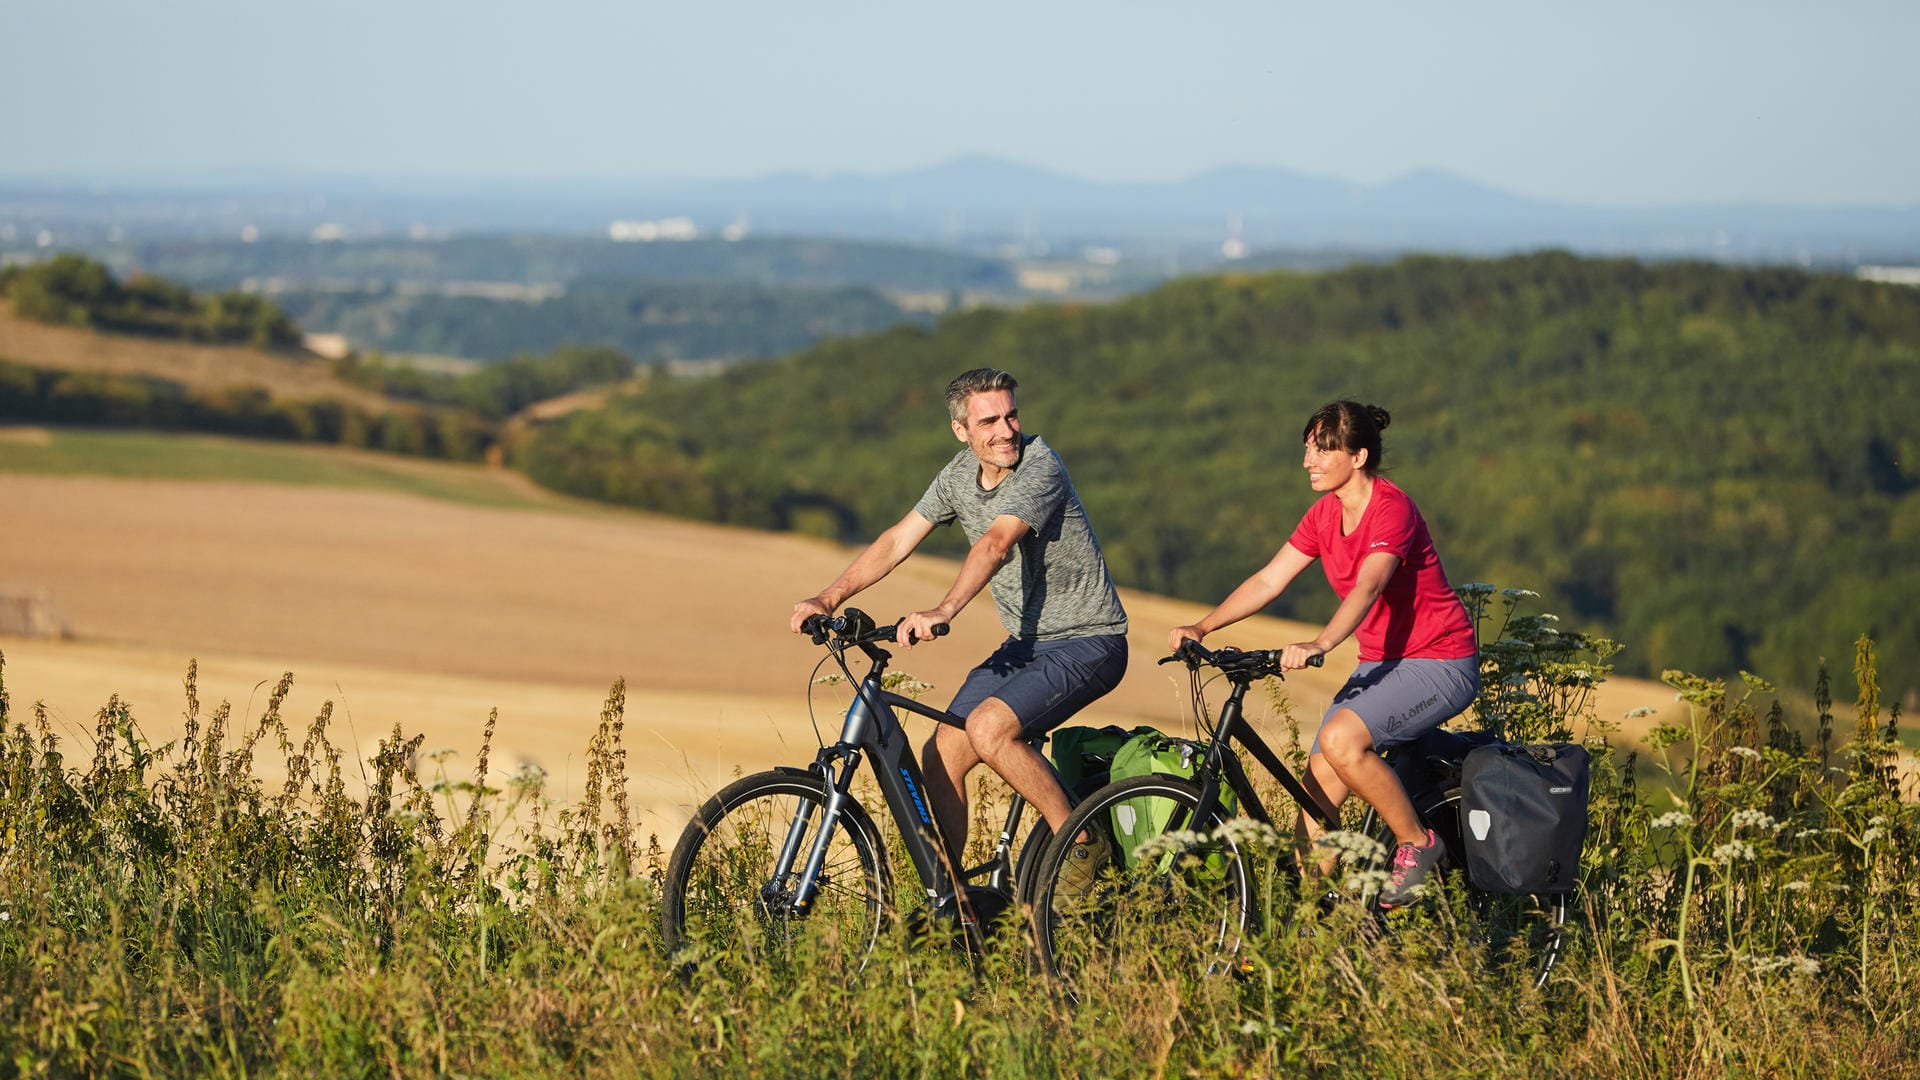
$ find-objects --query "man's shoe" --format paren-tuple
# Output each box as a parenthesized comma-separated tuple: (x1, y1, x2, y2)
(1377, 828, 1444, 908)
(1051, 831, 1114, 912)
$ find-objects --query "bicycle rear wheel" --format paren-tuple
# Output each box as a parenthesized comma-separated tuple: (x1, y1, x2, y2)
(662, 769, 892, 977)
(1369, 787, 1569, 989)
(1029, 774, 1254, 1002)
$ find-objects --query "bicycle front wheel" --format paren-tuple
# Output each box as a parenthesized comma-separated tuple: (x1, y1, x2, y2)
(1029, 774, 1255, 1001)
(662, 769, 892, 978)
(1369, 787, 1569, 989)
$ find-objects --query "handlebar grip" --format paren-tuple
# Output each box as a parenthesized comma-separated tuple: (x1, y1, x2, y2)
(1306, 654, 1324, 668)
(897, 621, 949, 644)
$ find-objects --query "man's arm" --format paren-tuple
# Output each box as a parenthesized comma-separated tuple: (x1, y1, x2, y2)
(895, 513, 1029, 649)
(789, 509, 938, 632)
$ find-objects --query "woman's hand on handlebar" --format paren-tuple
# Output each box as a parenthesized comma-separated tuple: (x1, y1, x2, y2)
(1281, 641, 1327, 671)
(1167, 624, 1206, 655)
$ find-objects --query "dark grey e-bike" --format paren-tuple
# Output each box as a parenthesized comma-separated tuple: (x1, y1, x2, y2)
(661, 609, 1067, 973)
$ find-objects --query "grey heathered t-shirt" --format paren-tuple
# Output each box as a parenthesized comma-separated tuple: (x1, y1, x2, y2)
(914, 434, 1128, 641)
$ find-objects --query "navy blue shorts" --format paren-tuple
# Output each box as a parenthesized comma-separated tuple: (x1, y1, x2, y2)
(944, 634, 1129, 738)
(1311, 655, 1481, 755)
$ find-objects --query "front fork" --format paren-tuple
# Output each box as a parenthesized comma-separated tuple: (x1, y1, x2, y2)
(777, 748, 862, 916)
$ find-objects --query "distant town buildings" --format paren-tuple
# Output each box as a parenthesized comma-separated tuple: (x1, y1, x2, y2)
(1857, 264, 1920, 287)
(1222, 215, 1247, 261)
(609, 217, 698, 242)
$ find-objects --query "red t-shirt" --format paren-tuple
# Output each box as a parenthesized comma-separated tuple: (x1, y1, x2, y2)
(1286, 477, 1476, 663)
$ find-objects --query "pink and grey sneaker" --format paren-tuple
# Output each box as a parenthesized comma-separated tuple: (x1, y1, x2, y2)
(1378, 828, 1444, 908)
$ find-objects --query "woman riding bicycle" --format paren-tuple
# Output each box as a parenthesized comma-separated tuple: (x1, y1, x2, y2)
(1168, 401, 1479, 906)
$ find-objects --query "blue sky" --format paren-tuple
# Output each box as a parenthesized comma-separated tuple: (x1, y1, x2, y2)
(5, 0, 1915, 207)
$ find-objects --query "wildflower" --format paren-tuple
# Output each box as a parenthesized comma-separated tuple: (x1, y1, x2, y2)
(0, 911, 9, 923)
(1624, 706, 1657, 720)
(1727, 746, 1761, 760)
(1313, 829, 1388, 864)
(1652, 811, 1694, 829)
(1862, 827, 1888, 845)
(1711, 841, 1757, 864)
(1782, 880, 1811, 892)
(1745, 954, 1821, 976)
(1212, 817, 1283, 848)
(1241, 1021, 1264, 1036)
(1130, 829, 1208, 863)
(1729, 809, 1776, 831)
(1500, 587, 1541, 599)
(1339, 867, 1393, 895)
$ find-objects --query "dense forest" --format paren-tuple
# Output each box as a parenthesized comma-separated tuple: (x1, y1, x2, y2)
(276, 279, 928, 362)
(512, 251, 1920, 697)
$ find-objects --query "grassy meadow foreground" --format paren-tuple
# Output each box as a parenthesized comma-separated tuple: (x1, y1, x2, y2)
(1, 634, 1914, 1076)
(2, 430, 1915, 1075)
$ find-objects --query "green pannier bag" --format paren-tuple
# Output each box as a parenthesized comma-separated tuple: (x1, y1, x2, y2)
(1107, 730, 1237, 871)
(1049, 724, 1156, 798)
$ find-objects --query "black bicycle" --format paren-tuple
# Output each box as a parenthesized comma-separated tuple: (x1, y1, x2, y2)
(1027, 641, 1568, 1000)
(661, 608, 1072, 974)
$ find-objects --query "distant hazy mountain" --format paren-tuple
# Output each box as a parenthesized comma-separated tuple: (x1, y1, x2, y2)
(658, 156, 1919, 260)
(4, 155, 1917, 262)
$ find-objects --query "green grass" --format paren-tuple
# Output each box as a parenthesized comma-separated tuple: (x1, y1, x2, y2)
(2, 640, 1916, 1078)
(2, 597, 1917, 1076)
(0, 426, 566, 510)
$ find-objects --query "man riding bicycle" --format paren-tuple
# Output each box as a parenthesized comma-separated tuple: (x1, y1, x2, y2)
(789, 367, 1129, 870)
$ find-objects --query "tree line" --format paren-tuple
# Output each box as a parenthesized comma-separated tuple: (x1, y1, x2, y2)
(0, 254, 299, 348)
(0, 359, 494, 461)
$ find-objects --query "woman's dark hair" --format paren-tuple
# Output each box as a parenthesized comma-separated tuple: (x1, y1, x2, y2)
(1302, 400, 1392, 474)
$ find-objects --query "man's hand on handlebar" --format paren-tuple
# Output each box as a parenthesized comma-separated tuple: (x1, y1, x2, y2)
(1281, 641, 1327, 671)
(1167, 624, 1206, 655)
(790, 596, 834, 635)
(894, 609, 952, 651)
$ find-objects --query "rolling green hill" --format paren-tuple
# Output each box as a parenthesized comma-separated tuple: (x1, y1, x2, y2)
(510, 251, 1920, 697)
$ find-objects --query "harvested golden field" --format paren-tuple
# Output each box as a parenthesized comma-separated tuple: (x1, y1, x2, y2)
(0, 303, 391, 408)
(1, 442, 1682, 833)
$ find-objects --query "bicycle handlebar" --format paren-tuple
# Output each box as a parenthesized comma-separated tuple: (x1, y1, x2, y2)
(1158, 639, 1325, 677)
(803, 607, 949, 648)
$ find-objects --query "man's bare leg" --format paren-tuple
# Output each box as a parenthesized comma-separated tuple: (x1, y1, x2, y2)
(922, 722, 983, 868)
(963, 697, 1072, 833)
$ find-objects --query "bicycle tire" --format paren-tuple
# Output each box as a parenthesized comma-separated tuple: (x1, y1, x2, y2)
(1368, 786, 1569, 989)
(1011, 819, 1054, 910)
(662, 769, 892, 976)
(1028, 774, 1254, 1000)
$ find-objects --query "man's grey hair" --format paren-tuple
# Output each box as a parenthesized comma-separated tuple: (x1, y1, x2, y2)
(945, 367, 1018, 422)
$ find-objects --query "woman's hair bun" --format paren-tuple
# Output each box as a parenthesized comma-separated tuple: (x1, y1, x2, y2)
(1366, 405, 1392, 432)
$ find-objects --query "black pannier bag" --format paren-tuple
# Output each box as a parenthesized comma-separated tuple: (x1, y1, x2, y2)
(1459, 742, 1591, 894)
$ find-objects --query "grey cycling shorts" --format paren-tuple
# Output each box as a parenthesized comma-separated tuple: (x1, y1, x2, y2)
(1311, 655, 1481, 755)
